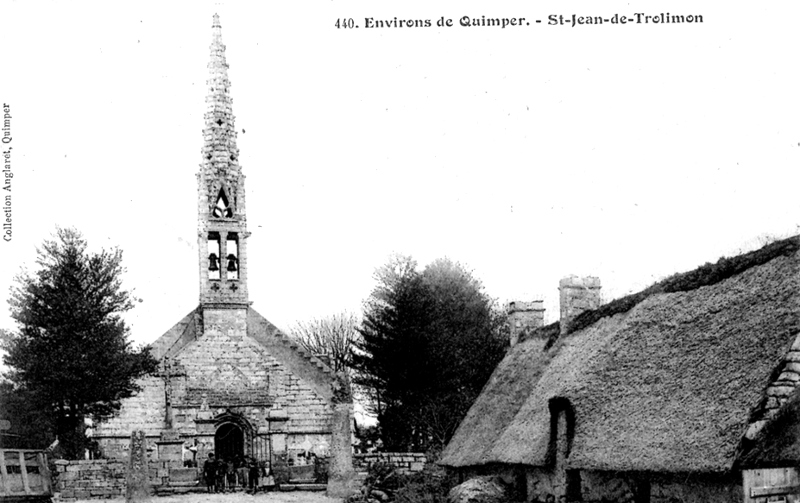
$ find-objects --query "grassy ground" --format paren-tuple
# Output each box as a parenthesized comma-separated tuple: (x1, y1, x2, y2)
(68, 491, 342, 503)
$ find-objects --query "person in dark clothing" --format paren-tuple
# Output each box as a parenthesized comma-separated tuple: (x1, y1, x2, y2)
(203, 453, 217, 493)
(248, 456, 260, 494)
(235, 455, 248, 490)
(215, 457, 227, 492)
(226, 457, 236, 491)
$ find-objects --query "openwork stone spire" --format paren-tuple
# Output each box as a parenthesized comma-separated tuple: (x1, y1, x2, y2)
(197, 14, 249, 307)
(200, 13, 242, 193)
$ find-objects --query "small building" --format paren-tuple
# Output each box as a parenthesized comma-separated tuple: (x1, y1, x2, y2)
(93, 15, 346, 469)
(440, 237, 800, 503)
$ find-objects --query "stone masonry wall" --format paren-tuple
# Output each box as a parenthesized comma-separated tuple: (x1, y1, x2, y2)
(745, 333, 800, 440)
(53, 458, 175, 501)
(94, 376, 166, 440)
(94, 309, 333, 461)
(524, 469, 741, 503)
(354, 453, 428, 474)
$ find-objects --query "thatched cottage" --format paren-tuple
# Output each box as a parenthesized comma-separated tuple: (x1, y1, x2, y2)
(93, 15, 349, 469)
(440, 237, 800, 503)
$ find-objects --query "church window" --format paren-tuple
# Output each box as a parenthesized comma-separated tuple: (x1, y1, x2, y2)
(226, 233, 239, 280)
(208, 232, 221, 280)
(213, 188, 233, 218)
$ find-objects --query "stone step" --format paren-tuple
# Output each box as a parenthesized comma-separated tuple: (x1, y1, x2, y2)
(290, 478, 318, 484)
(279, 483, 327, 492)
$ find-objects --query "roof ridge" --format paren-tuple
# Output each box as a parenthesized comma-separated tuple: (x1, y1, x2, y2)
(536, 235, 800, 349)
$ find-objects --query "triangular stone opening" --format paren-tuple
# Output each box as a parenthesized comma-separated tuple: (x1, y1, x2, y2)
(213, 188, 233, 218)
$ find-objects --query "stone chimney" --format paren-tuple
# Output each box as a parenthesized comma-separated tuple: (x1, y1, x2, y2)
(559, 276, 602, 335)
(508, 300, 545, 346)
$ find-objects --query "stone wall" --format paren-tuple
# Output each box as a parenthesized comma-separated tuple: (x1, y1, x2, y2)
(53, 459, 161, 501)
(54, 458, 203, 501)
(745, 333, 800, 440)
(94, 310, 334, 462)
(354, 453, 428, 474)
(454, 465, 742, 503)
(526, 468, 741, 503)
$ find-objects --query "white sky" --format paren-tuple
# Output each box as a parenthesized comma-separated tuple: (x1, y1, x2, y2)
(1, 1, 799, 349)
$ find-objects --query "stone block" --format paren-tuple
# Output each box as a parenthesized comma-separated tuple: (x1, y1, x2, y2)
(745, 420, 767, 440)
(786, 352, 800, 363)
(768, 385, 795, 397)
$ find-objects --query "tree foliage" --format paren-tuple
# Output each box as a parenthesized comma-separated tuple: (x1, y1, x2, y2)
(353, 255, 507, 453)
(1, 227, 157, 457)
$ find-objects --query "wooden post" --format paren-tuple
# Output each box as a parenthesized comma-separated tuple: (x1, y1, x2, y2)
(37, 452, 51, 494)
(18, 451, 30, 494)
(0, 449, 10, 495)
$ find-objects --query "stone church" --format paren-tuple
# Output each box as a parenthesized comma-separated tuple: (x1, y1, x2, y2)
(93, 15, 345, 468)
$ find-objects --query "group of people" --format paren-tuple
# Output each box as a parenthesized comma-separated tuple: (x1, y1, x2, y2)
(202, 452, 270, 494)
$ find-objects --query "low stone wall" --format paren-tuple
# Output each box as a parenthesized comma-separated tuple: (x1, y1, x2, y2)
(53, 459, 126, 500)
(354, 453, 428, 474)
(53, 458, 191, 501)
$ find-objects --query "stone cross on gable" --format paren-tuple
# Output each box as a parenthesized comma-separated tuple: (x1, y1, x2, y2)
(158, 357, 186, 429)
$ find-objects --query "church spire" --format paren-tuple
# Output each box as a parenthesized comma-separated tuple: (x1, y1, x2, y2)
(197, 14, 249, 307)
(201, 13, 241, 186)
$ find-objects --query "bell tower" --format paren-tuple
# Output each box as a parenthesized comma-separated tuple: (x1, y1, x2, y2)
(197, 14, 249, 307)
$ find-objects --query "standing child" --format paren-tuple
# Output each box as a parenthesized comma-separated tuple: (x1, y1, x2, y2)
(236, 455, 248, 490)
(202, 453, 217, 493)
(248, 456, 260, 494)
(226, 457, 236, 491)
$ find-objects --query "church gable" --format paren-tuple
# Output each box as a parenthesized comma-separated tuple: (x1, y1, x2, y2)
(172, 318, 276, 407)
(148, 308, 199, 361)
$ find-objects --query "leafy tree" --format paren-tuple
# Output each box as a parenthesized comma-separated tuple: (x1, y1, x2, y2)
(353, 255, 507, 453)
(2, 227, 157, 457)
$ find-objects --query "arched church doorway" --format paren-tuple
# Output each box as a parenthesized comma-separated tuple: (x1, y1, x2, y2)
(214, 422, 244, 462)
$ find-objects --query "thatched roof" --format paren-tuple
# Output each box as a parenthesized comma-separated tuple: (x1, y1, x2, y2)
(440, 237, 800, 473)
(739, 390, 800, 469)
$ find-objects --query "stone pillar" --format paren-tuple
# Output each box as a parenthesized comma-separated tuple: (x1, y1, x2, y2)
(559, 276, 602, 335)
(125, 430, 150, 502)
(507, 300, 546, 346)
(326, 373, 356, 497)
(326, 401, 356, 498)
